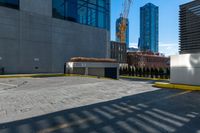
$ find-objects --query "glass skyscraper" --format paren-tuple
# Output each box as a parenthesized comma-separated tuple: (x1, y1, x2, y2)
(116, 17, 129, 48)
(52, 0, 110, 30)
(139, 3, 158, 53)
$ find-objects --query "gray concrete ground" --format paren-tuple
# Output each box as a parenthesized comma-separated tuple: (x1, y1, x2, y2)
(0, 77, 199, 133)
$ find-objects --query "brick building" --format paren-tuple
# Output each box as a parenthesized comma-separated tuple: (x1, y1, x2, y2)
(127, 52, 170, 69)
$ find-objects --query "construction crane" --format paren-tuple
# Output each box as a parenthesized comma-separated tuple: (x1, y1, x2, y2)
(116, 0, 133, 44)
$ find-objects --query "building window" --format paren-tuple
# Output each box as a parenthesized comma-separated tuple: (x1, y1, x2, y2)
(0, 0, 19, 9)
(52, 0, 110, 30)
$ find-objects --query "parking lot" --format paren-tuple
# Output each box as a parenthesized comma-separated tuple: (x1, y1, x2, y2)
(0, 76, 200, 133)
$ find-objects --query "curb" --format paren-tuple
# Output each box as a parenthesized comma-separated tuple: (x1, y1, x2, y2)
(0, 74, 113, 80)
(153, 82, 200, 91)
(0, 74, 71, 78)
(120, 76, 169, 81)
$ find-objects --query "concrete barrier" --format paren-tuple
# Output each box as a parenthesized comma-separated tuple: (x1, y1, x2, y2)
(170, 53, 200, 86)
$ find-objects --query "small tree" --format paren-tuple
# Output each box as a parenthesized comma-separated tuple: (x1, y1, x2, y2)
(155, 68, 159, 78)
(143, 68, 146, 77)
(159, 68, 164, 79)
(123, 67, 126, 75)
(166, 68, 170, 79)
(135, 67, 138, 76)
(146, 68, 150, 78)
(150, 68, 154, 78)
(138, 68, 142, 77)
(132, 67, 135, 76)
(128, 66, 131, 76)
(126, 67, 129, 75)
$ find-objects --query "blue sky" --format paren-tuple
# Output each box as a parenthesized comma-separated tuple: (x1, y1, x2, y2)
(111, 0, 192, 56)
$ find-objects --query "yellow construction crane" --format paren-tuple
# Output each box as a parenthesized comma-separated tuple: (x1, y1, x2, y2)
(117, 0, 133, 43)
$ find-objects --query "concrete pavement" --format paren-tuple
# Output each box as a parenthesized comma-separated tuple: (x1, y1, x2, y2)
(0, 77, 199, 133)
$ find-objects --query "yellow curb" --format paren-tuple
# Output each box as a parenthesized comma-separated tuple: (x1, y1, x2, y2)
(121, 76, 169, 81)
(0, 74, 113, 80)
(0, 74, 73, 78)
(153, 82, 200, 91)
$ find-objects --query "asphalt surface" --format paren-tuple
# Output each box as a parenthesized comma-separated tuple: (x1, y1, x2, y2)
(0, 77, 199, 133)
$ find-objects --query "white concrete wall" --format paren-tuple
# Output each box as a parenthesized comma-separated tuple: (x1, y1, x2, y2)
(170, 53, 200, 86)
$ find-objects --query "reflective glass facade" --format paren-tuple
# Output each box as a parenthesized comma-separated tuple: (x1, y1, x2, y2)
(52, 0, 110, 30)
(0, 0, 19, 9)
(139, 3, 158, 53)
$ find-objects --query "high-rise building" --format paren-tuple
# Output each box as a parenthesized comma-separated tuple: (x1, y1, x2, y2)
(179, 0, 200, 53)
(0, 0, 110, 74)
(116, 17, 129, 48)
(139, 3, 158, 53)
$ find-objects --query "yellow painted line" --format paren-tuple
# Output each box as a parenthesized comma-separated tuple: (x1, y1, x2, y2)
(163, 91, 191, 99)
(153, 82, 200, 91)
(144, 91, 191, 105)
(38, 117, 96, 133)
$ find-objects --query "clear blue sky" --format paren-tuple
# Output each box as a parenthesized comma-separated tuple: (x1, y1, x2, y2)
(111, 0, 192, 56)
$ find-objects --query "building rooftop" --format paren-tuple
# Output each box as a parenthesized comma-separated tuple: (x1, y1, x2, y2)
(127, 52, 167, 58)
(70, 57, 117, 63)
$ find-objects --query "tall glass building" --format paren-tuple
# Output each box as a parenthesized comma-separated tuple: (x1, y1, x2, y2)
(116, 17, 129, 48)
(52, 0, 110, 30)
(139, 3, 158, 53)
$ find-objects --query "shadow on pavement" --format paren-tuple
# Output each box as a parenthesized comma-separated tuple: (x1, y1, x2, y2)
(0, 89, 200, 133)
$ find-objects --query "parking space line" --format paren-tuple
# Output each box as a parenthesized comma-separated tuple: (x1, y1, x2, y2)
(145, 91, 191, 104)
(164, 91, 191, 100)
(38, 117, 96, 133)
(0, 83, 17, 87)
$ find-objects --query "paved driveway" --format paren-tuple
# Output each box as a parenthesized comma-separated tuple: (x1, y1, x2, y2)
(0, 77, 199, 133)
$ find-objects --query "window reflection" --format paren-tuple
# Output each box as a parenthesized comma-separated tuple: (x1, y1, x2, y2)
(0, 0, 19, 9)
(52, 0, 110, 30)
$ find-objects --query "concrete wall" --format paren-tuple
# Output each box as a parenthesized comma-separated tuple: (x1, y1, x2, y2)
(0, 7, 20, 73)
(170, 53, 200, 86)
(0, 0, 110, 74)
(51, 19, 109, 73)
(20, 0, 52, 17)
(73, 68, 85, 75)
(88, 68, 105, 77)
(66, 62, 119, 79)
(71, 68, 105, 77)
